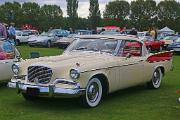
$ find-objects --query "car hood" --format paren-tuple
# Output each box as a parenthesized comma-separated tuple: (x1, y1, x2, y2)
(18, 51, 125, 79)
(28, 36, 53, 42)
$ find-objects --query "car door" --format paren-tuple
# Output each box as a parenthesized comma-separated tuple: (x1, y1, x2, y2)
(117, 40, 145, 89)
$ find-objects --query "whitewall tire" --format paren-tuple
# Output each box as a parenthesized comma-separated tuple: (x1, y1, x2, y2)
(147, 68, 163, 89)
(80, 78, 103, 108)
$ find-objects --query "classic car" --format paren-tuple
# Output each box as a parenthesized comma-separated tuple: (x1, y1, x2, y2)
(0, 40, 21, 81)
(140, 36, 164, 52)
(76, 30, 92, 35)
(15, 30, 39, 45)
(160, 36, 179, 49)
(28, 29, 70, 47)
(167, 37, 180, 53)
(8, 35, 173, 108)
(55, 34, 79, 49)
(137, 31, 150, 39)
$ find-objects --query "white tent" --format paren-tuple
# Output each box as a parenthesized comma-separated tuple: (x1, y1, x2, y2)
(159, 26, 175, 34)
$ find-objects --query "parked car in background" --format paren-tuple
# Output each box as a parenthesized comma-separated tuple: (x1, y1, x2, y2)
(76, 30, 92, 35)
(0, 40, 21, 81)
(137, 31, 150, 39)
(167, 37, 180, 53)
(55, 34, 79, 49)
(8, 35, 173, 108)
(15, 30, 39, 45)
(140, 36, 164, 52)
(28, 29, 69, 47)
(160, 35, 179, 49)
(100, 31, 120, 35)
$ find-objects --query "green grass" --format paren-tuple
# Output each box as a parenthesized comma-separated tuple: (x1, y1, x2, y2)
(0, 45, 180, 120)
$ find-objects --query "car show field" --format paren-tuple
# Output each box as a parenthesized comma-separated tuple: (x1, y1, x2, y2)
(0, 45, 180, 120)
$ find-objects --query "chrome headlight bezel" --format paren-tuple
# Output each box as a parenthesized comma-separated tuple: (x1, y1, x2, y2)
(70, 69, 80, 79)
(12, 64, 20, 75)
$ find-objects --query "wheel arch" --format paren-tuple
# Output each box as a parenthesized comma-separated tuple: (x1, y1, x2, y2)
(90, 73, 109, 96)
(154, 65, 165, 76)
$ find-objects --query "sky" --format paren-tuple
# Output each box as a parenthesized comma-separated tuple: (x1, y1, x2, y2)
(0, 0, 179, 18)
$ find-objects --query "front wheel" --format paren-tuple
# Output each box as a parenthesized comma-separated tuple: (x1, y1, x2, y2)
(80, 78, 103, 108)
(147, 68, 163, 89)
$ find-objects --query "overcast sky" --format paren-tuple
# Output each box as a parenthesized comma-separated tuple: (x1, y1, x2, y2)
(0, 0, 179, 17)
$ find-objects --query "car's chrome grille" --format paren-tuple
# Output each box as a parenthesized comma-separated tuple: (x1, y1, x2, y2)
(28, 66, 53, 84)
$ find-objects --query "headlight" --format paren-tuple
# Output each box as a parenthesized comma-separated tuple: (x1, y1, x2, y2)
(12, 64, 20, 75)
(70, 69, 80, 79)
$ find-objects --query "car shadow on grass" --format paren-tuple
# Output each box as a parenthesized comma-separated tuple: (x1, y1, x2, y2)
(12, 84, 156, 110)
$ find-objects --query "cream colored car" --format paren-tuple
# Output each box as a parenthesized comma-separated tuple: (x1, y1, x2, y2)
(8, 35, 173, 107)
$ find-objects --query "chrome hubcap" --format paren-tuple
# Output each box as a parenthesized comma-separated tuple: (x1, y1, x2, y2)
(87, 82, 99, 103)
(153, 70, 160, 85)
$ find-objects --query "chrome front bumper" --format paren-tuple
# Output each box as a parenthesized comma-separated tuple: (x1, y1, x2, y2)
(8, 81, 85, 98)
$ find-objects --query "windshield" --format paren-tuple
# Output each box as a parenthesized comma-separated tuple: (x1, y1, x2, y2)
(66, 39, 119, 55)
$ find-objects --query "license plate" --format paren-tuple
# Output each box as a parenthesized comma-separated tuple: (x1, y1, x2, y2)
(26, 88, 40, 96)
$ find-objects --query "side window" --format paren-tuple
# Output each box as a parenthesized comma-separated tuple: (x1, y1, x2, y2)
(122, 41, 142, 57)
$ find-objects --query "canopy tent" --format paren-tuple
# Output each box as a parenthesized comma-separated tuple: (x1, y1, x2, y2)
(159, 27, 175, 34)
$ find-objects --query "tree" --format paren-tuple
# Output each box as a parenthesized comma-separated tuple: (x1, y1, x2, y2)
(103, 0, 130, 25)
(157, 0, 180, 32)
(0, 2, 21, 25)
(40, 5, 63, 30)
(89, 0, 101, 29)
(66, 0, 78, 30)
(130, 0, 157, 30)
(21, 2, 41, 29)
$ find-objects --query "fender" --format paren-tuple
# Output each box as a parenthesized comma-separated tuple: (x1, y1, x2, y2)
(147, 51, 173, 63)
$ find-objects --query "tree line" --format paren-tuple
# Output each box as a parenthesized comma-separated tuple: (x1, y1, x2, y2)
(0, 0, 179, 32)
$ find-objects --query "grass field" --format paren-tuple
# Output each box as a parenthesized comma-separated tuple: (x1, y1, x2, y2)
(0, 45, 180, 120)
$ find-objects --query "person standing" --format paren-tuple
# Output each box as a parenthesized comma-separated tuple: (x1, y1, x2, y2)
(8, 23, 16, 45)
(0, 22, 7, 39)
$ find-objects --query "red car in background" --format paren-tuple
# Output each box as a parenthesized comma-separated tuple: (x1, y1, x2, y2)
(140, 36, 164, 52)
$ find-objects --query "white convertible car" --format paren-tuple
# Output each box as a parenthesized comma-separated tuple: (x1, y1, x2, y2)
(0, 40, 21, 81)
(8, 35, 173, 107)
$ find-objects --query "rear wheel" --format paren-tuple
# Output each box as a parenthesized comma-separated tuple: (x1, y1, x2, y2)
(80, 78, 103, 108)
(147, 68, 162, 89)
(47, 41, 51, 48)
